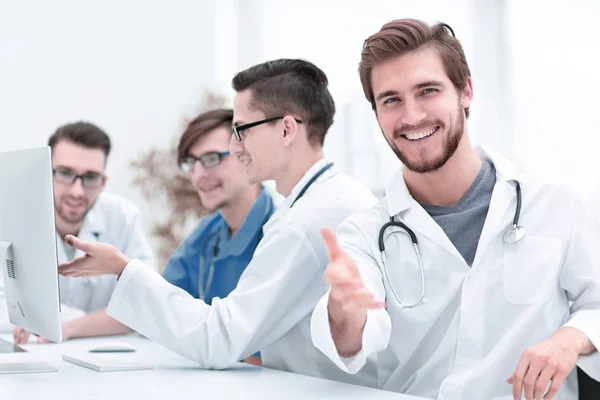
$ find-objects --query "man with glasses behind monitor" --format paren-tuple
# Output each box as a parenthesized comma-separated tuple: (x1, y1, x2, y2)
(7, 121, 155, 343)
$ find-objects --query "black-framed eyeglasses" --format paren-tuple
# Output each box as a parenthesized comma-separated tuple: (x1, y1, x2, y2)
(232, 116, 303, 142)
(52, 168, 105, 188)
(180, 151, 230, 172)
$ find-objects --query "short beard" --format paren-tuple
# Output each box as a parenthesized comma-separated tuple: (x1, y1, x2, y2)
(56, 204, 90, 225)
(57, 211, 86, 225)
(387, 102, 465, 173)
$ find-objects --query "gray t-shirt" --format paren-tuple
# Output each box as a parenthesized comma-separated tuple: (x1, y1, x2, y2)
(420, 159, 496, 266)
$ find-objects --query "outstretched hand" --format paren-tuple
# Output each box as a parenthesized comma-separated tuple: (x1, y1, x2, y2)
(58, 235, 130, 278)
(321, 227, 384, 312)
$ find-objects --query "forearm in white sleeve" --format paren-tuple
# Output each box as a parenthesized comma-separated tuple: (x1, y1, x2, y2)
(311, 290, 391, 373)
(311, 219, 391, 373)
(108, 222, 325, 369)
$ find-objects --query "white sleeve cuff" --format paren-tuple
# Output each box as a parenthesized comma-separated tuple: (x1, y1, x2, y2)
(311, 291, 391, 374)
(563, 309, 600, 381)
(107, 259, 144, 317)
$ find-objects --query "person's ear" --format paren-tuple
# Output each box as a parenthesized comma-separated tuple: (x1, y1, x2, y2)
(281, 116, 301, 147)
(460, 76, 474, 109)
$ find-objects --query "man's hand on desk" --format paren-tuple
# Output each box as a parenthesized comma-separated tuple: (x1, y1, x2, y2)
(242, 356, 262, 366)
(58, 235, 130, 278)
(507, 326, 595, 400)
(13, 322, 74, 344)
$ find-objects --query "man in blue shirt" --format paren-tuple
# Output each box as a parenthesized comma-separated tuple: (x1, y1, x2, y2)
(162, 109, 274, 364)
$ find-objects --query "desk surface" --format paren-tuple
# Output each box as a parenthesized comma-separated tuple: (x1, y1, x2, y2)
(0, 334, 425, 400)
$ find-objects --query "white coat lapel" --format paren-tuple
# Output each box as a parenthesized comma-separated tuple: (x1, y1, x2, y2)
(472, 145, 523, 266)
(398, 206, 464, 263)
(474, 180, 516, 263)
(385, 170, 465, 263)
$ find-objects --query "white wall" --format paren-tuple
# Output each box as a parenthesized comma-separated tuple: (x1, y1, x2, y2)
(9, 1, 594, 240)
(505, 0, 600, 214)
(0, 0, 219, 244)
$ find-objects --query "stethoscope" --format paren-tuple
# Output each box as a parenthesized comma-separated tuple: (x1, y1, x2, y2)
(290, 162, 334, 208)
(196, 164, 333, 301)
(378, 181, 525, 308)
(198, 232, 220, 301)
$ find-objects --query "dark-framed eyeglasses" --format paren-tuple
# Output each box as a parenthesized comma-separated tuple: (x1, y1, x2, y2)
(52, 168, 105, 188)
(232, 116, 303, 142)
(180, 151, 230, 172)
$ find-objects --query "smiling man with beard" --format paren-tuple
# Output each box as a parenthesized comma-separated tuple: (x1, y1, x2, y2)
(11, 121, 154, 343)
(310, 18, 600, 400)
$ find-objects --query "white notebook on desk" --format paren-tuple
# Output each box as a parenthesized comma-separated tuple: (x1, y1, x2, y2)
(62, 353, 152, 372)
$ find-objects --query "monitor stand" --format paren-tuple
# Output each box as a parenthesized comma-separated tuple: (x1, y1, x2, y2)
(0, 241, 58, 374)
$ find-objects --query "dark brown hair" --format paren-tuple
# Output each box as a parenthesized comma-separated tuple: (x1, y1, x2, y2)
(359, 19, 471, 117)
(177, 108, 233, 165)
(232, 58, 335, 146)
(48, 121, 111, 156)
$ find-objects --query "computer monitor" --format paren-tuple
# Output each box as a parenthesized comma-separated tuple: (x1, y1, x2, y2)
(0, 146, 62, 373)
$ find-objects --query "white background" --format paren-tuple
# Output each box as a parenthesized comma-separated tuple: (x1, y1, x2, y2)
(1, 0, 599, 259)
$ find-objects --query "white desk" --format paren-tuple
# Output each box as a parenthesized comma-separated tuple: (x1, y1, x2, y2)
(0, 334, 426, 400)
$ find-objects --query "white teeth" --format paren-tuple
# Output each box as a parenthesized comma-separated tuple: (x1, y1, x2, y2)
(201, 185, 218, 191)
(404, 127, 437, 141)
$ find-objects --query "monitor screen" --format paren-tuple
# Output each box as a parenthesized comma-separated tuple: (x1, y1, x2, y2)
(0, 146, 62, 343)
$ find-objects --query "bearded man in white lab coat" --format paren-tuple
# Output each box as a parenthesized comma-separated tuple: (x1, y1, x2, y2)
(57, 59, 379, 387)
(310, 18, 600, 400)
(9, 122, 154, 343)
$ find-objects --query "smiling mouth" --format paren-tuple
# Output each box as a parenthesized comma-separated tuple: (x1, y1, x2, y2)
(199, 184, 221, 193)
(65, 201, 85, 209)
(401, 126, 440, 141)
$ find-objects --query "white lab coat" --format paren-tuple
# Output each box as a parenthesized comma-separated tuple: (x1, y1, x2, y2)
(0, 192, 154, 330)
(105, 159, 380, 387)
(58, 192, 155, 313)
(311, 146, 600, 400)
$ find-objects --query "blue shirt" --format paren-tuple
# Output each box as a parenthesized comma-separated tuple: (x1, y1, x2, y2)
(163, 187, 274, 304)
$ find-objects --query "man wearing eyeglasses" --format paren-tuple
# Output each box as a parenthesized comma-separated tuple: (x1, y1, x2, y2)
(10, 121, 154, 343)
(163, 109, 274, 364)
(57, 59, 378, 386)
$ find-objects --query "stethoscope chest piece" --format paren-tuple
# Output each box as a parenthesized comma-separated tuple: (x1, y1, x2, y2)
(503, 224, 526, 244)
(502, 180, 525, 244)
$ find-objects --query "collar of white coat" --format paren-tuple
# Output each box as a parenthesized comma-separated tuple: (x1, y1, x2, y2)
(77, 196, 107, 238)
(280, 157, 334, 209)
(385, 145, 524, 217)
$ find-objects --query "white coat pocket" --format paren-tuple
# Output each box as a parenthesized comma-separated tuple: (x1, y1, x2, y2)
(503, 236, 564, 305)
